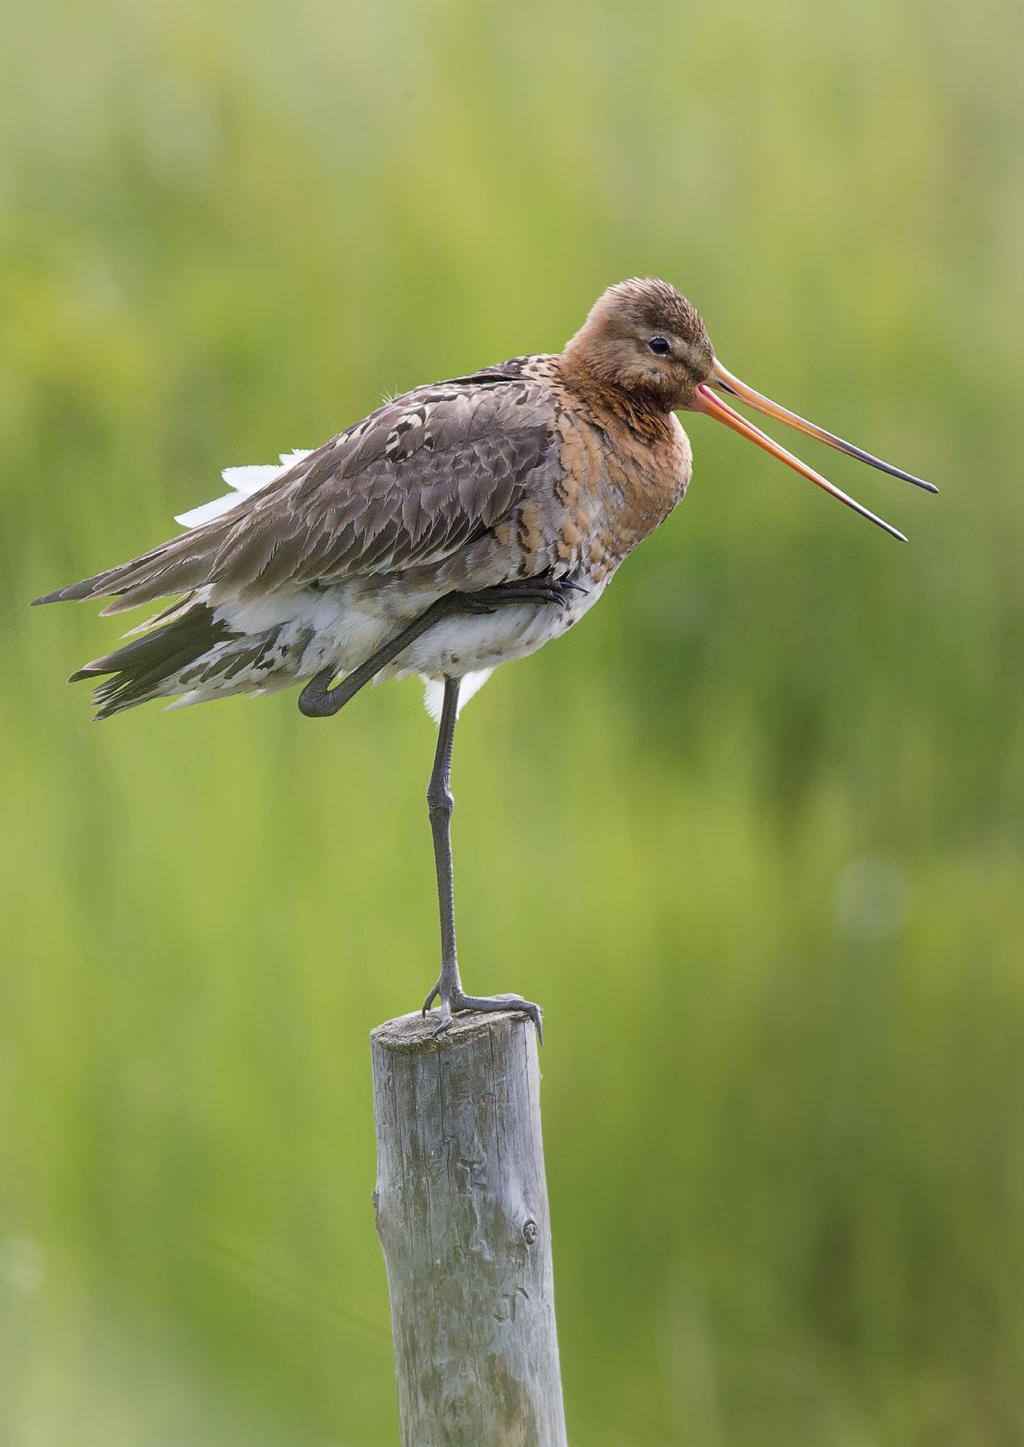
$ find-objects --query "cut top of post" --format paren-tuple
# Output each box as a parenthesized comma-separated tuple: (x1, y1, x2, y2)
(371, 1007, 532, 1054)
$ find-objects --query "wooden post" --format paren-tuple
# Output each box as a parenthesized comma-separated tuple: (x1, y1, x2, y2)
(371, 1009, 568, 1447)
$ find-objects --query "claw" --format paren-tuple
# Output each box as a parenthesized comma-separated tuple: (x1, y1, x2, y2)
(516, 584, 572, 609)
(459, 573, 585, 614)
(423, 989, 544, 1044)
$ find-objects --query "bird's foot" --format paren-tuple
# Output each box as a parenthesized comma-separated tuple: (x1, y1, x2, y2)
(460, 571, 586, 614)
(421, 982, 543, 1044)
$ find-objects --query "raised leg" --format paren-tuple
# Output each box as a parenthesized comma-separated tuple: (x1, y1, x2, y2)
(421, 677, 543, 1040)
(297, 571, 587, 719)
(298, 595, 457, 718)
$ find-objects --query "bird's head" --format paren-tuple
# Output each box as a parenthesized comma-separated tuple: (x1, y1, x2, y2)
(563, 277, 716, 413)
(563, 277, 937, 540)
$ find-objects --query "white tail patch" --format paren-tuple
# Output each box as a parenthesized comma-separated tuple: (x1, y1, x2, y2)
(422, 669, 494, 722)
(218, 464, 284, 493)
(175, 450, 313, 529)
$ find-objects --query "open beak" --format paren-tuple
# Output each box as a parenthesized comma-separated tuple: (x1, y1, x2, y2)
(689, 359, 937, 542)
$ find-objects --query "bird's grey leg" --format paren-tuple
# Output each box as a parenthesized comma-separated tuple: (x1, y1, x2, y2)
(422, 677, 543, 1041)
(298, 595, 459, 718)
(422, 678, 461, 1025)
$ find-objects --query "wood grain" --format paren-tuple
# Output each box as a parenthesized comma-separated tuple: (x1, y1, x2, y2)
(371, 1009, 567, 1447)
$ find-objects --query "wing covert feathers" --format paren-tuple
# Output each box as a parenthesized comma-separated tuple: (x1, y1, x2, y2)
(32, 368, 560, 612)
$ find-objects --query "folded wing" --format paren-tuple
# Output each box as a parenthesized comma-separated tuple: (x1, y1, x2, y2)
(32, 371, 557, 615)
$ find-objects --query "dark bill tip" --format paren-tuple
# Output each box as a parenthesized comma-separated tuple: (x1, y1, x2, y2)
(710, 365, 939, 496)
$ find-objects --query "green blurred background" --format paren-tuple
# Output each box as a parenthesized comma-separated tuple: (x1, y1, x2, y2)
(2, 0, 1022, 1442)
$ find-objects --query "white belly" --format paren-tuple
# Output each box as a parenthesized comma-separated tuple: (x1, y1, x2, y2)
(213, 575, 610, 716)
(388, 583, 608, 680)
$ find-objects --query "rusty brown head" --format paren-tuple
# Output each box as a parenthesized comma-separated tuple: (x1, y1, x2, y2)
(562, 277, 716, 414)
(564, 277, 937, 541)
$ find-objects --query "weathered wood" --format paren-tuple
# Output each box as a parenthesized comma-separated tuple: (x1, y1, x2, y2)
(371, 1009, 567, 1447)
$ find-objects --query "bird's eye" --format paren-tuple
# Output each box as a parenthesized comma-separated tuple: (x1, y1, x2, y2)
(648, 336, 671, 356)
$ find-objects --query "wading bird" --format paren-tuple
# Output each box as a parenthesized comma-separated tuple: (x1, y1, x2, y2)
(33, 279, 936, 1037)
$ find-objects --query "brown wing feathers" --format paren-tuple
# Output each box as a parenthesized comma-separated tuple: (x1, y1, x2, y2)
(31, 531, 218, 614)
(32, 373, 556, 613)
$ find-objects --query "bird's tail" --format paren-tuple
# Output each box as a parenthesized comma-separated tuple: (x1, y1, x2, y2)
(68, 599, 301, 720)
(68, 600, 225, 718)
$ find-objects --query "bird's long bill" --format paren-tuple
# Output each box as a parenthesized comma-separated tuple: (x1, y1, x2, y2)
(690, 359, 937, 542)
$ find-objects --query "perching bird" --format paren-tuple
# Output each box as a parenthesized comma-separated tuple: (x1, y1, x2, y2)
(33, 278, 936, 1037)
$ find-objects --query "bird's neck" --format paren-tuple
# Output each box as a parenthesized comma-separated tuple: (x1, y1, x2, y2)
(556, 351, 676, 446)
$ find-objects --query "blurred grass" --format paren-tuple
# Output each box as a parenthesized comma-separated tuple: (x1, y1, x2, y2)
(2, 0, 1023, 1442)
